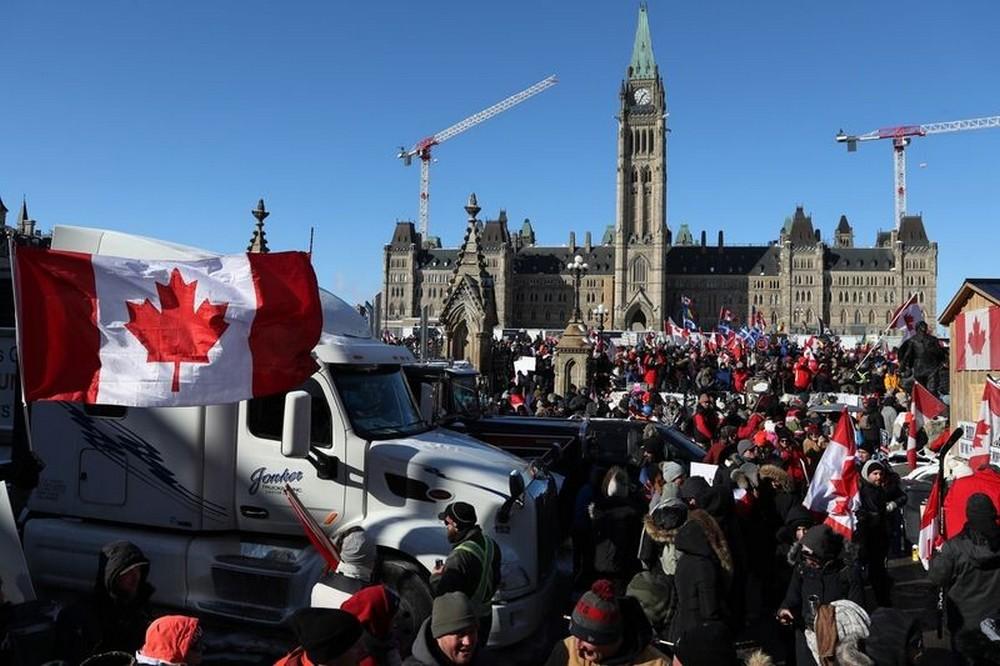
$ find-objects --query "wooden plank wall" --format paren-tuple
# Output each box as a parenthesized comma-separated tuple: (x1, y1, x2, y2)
(948, 292, 995, 423)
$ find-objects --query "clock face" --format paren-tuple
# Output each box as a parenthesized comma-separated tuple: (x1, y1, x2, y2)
(634, 87, 652, 105)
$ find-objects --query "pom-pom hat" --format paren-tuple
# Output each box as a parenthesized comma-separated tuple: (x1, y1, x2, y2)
(570, 579, 622, 645)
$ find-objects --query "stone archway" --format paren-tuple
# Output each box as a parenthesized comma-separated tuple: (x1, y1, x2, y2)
(450, 319, 469, 362)
(624, 302, 651, 331)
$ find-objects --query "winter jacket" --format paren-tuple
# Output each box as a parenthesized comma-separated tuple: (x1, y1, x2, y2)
(56, 541, 155, 664)
(430, 525, 501, 618)
(670, 509, 733, 639)
(342, 585, 403, 666)
(403, 618, 494, 666)
(544, 597, 668, 666)
(135, 615, 201, 666)
(693, 407, 719, 445)
(900, 330, 944, 379)
(590, 495, 643, 582)
(781, 555, 864, 628)
(862, 608, 919, 666)
(928, 527, 1000, 634)
(855, 479, 906, 557)
(858, 408, 884, 449)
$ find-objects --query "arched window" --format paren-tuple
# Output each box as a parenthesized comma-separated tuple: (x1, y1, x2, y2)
(855, 310, 862, 325)
(840, 309, 847, 326)
(630, 256, 649, 285)
(869, 310, 876, 325)
(885, 310, 893, 324)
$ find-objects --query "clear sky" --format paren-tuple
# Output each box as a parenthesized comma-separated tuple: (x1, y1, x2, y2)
(2, 1, 999, 315)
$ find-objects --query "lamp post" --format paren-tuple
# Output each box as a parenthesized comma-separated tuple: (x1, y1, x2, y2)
(592, 303, 608, 333)
(566, 254, 589, 323)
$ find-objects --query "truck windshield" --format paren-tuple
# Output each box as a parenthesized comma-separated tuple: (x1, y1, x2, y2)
(449, 374, 481, 419)
(331, 365, 428, 439)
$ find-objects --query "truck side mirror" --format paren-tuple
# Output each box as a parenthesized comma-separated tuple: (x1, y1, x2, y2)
(281, 390, 312, 458)
(508, 470, 525, 502)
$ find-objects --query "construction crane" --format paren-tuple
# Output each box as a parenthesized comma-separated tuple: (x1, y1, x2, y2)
(398, 75, 557, 239)
(836, 115, 1000, 227)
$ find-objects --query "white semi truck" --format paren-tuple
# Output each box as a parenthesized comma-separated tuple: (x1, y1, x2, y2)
(21, 226, 558, 648)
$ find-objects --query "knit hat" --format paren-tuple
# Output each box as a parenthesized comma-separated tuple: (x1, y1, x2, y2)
(289, 607, 363, 663)
(737, 439, 754, 457)
(137, 615, 202, 664)
(966, 493, 999, 536)
(569, 580, 622, 645)
(430, 592, 478, 638)
(801, 524, 843, 562)
(861, 459, 885, 480)
(338, 528, 376, 565)
(438, 501, 477, 529)
(679, 476, 710, 503)
(673, 621, 739, 665)
(660, 461, 684, 483)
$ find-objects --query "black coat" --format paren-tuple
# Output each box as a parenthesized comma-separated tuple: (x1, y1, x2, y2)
(781, 555, 864, 626)
(928, 527, 1000, 634)
(590, 496, 643, 581)
(855, 479, 906, 557)
(670, 511, 732, 640)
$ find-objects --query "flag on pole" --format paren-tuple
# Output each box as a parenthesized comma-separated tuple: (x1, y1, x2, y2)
(750, 305, 768, 331)
(14, 246, 322, 407)
(680, 295, 697, 331)
(955, 306, 1000, 371)
(803, 409, 860, 539)
(917, 476, 942, 570)
(970, 376, 1000, 469)
(717, 307, 734, 334)
(907, 382, 948, 470)
(889, 294, 924, 341)
(284, 484, 341, 571)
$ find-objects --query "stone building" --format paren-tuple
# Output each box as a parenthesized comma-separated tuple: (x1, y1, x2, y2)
(381, 6, 937, 338)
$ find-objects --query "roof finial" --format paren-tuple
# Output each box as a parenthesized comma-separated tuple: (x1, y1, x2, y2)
(248, 198, 270, 253)
(465, 193, 481, 221)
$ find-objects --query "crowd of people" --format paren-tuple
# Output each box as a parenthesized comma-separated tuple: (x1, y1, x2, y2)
(8, 321, 1000, 665)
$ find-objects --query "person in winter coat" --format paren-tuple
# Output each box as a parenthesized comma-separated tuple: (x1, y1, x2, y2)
(858, 400, 885, 454)
(55, 540, 155, 664)
(779, 525, 864, 666)
(544, 579, 669, 666)
(341, 585, 403, 666)
(312, 527, 379, 609)
(692, 393, 720, 446)
(631, 498, 688, 636)
(405, 592, 491, 666)
(899, 321, 945, 393)
(589, 466, 644, 593)
(862, 608, 925, 666)
(855, 459, 906, 607)
(275, 607, 365, 666)
(928, 493, 1000, 656)
(431, 502, 502, 639)
(134, 615, 204, 666)
(670, 508, 734, 641)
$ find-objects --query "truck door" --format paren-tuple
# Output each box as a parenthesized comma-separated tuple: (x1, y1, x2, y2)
(235, 375, 345, 535)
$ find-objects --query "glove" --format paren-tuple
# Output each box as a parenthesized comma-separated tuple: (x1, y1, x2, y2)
(886, 501, 898, 513)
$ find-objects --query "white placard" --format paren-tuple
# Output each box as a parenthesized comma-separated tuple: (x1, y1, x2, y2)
(513, 356, 536, 375)
(690, 462, 719, 484)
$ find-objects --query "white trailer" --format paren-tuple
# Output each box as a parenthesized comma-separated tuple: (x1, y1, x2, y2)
(22, 226, 558, 647)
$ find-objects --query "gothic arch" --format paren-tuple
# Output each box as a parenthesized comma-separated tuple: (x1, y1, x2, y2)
(562, 359, 576, 394)
(630, 255, 649, 285)
(624, 301, 651, 332)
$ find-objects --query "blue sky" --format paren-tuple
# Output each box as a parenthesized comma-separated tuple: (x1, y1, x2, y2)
(2, 1, 999, 314)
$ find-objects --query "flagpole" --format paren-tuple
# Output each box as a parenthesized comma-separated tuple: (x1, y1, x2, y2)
(856, 292, 918, 370)
(6, 233, 34, 457)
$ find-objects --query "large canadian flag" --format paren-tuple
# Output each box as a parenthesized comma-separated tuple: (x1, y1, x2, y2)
(955, 306, 1000, 370)
(890, 294, 924, 341)
(917, 476, 942, 570)
(15, 247, 322, 407)
(907, 382, 948, 470)
(803, 408, 860, 539)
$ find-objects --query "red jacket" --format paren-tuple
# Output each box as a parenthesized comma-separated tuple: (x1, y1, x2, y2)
(274, 647, 314, 666)
(793, 362, 813, 392)
(732, 369, 750, 393)
(737, 413, 765, 440)
(944, 467, 1000, 540)
(342, 585, 399, 666)
(138, 616, 202, 665)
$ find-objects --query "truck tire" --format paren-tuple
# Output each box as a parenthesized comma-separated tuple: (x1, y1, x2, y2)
(380, 556, 433, 657)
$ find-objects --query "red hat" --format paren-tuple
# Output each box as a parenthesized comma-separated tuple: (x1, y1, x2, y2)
(570, 580, 622, 646)
(138, 616, 202, 664)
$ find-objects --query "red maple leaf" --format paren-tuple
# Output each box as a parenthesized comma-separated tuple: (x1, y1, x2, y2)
(125, 269, 230, 392)
(969, 317, 987, 355)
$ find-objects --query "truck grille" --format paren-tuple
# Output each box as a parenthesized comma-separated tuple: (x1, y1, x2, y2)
(211, 567, 289, 608)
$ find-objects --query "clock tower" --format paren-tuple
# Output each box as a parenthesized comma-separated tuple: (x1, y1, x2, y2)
(613, 4, 668, 331)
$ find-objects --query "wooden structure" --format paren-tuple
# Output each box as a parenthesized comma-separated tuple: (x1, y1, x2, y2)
(938, 279, 1000, 423)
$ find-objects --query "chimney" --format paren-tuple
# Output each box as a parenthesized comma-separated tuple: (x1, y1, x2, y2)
(814, 229, 821, 242)
(718, 230, 724, 247)
(700, 230, 707, 247)
(569, 231, 576, 251)
(584, 231, 592, 252)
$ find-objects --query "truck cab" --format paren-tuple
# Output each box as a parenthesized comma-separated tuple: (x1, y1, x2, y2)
(22, 226, 557, 648)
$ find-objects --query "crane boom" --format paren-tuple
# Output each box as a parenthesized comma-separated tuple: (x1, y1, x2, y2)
(398, 75, 558, 239)
(835, 113, 1000, 226)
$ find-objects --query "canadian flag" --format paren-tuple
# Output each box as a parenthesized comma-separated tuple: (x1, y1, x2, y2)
(970, 376, 1000, 469)
(803, 408, 860, 539)
(890, 295, 924, 341)
(955, 307, 1000, 371)
(907, 382, 948, 470)
(15, 247, 322, 407)
(917, 476, 942, 570)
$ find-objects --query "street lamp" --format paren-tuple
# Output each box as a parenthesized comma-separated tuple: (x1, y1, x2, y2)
(592, 303, 608, 332)
(566, 254, 589, 323)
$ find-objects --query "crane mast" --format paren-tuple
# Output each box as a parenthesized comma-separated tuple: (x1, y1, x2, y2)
(398, 75, 557, 240)
(836, 114, 1000, 227)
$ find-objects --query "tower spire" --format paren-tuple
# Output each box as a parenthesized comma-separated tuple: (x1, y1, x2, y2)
(629, 3, 657, 79)
(248, 198, 270, 253)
